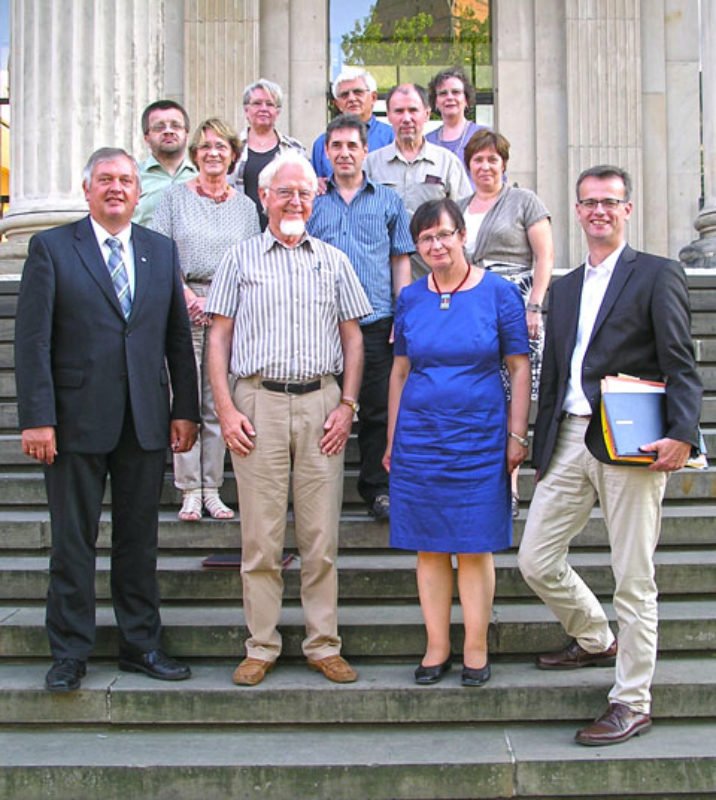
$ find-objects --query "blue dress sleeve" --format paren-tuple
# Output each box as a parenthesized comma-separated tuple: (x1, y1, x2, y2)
(497, 278, 529, 358)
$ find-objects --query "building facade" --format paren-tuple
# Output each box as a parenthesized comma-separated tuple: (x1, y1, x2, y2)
(0, 0, 712, 273)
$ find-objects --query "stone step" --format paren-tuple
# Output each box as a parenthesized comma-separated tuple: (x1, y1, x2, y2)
(1, 657, 713, 726)
(2, 466, 716, 507)
(0, 719, 714, 800)
(1, 599, 714, 659)
(1, 550, 714, 602)
(1, 504, 715, 551)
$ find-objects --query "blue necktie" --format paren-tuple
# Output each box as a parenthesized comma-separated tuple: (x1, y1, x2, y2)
(105, 237, 132, 319)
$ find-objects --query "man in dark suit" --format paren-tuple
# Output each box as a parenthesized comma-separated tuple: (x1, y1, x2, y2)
(518, 165, 702, 745)
(15, 147, 200, 692)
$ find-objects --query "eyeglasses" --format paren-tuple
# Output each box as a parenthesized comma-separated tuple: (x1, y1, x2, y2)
(416, 228, 458, 249)
(269, 187, 314, 202)
(149, 121, 186, 132)
(577, 198, 628, 210)
(436, 88, 465, 98)
(196, 141, 230, 153)
(337, 88, 368, 100)
(247, 99, 278, 109)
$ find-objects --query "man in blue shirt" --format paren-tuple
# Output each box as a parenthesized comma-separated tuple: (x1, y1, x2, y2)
(308, 114, 413, 521)
(311, 67, 394, 184)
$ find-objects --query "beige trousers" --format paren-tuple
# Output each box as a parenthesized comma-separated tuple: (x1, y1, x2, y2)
(230, 374, 344, 661)
(173, 282, 227, 491)
(518, 415, 667, 713)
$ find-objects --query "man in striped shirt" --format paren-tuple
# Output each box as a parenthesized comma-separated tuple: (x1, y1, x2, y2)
(307, 114, 413, 522)
(206, 151, 372, 687)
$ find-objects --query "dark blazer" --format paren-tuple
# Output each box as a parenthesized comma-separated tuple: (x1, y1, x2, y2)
(532, 245, 702, 476)
(15, 215, 199, 453)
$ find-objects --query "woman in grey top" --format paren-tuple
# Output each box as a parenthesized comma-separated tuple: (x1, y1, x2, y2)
(152, 118, 260, 521)
(458, 129, 554, 517)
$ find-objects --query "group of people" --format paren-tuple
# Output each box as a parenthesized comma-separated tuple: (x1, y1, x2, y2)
(15, 64, 702, 750)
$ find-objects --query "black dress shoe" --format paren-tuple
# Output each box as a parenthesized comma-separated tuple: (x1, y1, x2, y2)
(461, 661, 491, 687)
(45, 659, 86, 692)
(414, 654, 452, 685)
(118, 649, 191, 681)
(537, 638, 617, 670)
(369, 494, 390, 521)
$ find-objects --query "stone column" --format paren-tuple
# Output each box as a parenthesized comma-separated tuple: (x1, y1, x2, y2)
(565, 0, 643, 266)
(0, 0, 164, 272)
(680, 1, 716, 268)
(184, 0, 260, 133)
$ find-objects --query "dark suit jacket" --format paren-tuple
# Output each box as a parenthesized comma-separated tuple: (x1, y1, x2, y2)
(532, 245, 702, 477)
(15, 215, 199, 453)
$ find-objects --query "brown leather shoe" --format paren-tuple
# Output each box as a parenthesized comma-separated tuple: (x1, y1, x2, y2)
(536, 638, 617, 670)
(232, 657, 275, 686)
(576, 702, 652, 746)
(307, 654, 357, 683)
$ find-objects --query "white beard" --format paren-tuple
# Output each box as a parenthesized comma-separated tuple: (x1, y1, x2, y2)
(280, 219, 305, 237)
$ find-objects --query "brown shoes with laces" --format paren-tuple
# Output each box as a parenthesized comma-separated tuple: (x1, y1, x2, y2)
(537, 638, 618, 670)
(308, 654, 358, 683)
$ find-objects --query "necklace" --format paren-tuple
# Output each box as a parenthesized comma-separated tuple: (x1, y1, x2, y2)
(438, 120, 471, 153)
(196, 182, 231, 204)
(432, 263, 471, 310)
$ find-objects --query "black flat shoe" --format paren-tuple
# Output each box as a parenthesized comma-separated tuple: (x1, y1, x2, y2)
(414, 654, 452, 685)
(461, 661, 491, 687)
(45, 658, 86, 692)
(118, 649, 191, 681)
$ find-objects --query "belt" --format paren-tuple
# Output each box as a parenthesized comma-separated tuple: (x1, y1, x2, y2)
(564, 411, 591, 420)
(261, 378, 322, 395)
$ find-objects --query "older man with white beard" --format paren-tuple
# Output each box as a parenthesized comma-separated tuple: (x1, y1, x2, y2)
(206, 151, 372, 687)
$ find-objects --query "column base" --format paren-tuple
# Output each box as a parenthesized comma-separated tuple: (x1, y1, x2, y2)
(679, 207, 716, 270)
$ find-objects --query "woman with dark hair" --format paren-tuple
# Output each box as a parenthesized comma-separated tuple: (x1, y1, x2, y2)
(383, 199, 530, 687)
(152, 118, 260, 521)
(459, 128, 554, 517)
(426, 67, 485, 180)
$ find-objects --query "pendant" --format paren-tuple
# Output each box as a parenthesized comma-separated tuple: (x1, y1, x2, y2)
(440, 293, 451, 310)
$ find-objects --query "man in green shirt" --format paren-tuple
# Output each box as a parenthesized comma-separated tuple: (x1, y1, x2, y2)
(133, 100, 197, 226)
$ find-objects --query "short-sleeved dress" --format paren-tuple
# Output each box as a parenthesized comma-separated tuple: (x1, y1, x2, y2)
(389, 270, 529, 553)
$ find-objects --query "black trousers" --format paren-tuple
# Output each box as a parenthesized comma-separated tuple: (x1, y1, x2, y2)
(44, 406, 167, 660)
(357, 317, 394, 504)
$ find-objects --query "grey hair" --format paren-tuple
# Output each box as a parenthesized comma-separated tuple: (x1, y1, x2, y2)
(257, 150, 318, 193)
(243, 78, 284, 109)
(82, 147, 141, 189)
(331, 66, 377, 98)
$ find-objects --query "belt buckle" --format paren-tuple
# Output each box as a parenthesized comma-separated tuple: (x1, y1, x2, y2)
(284, 382, 294, 395)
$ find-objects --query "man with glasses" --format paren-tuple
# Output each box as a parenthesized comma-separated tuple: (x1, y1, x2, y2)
(206, 151, 371, 687)
(308, 114, 413, 523)
(134, 100, 197, 226)
(311, 66, 394, 184)
(518, 165, 702, 745)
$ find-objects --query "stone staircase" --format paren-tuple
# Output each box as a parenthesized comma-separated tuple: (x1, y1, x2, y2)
(1, 276, 715, 800)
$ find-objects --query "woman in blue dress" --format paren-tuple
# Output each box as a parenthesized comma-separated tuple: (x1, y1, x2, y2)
(383, 199, 530, 687)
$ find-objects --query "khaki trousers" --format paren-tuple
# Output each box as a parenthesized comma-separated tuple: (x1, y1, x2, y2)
(173, 282, 227, 491)
(230, 374, 344, 661)
(518, 415, 667, 713)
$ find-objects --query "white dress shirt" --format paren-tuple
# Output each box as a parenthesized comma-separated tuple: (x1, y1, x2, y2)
(89, 217, 136, 298)
(562, 242, 626, 415)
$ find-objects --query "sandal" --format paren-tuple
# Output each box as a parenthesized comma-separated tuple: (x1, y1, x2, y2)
(178, 490, 202, 521)
(203, 491, 235, 520)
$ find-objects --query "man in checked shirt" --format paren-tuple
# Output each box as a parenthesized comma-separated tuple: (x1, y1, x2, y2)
(206, 151, 372, 687)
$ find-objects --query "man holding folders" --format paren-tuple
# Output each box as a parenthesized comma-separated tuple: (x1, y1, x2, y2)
(518, 165, 702, 746)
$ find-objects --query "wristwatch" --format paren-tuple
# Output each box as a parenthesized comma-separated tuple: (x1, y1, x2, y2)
(508, 431, 529, 448)
(340, 396, 360, 414)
